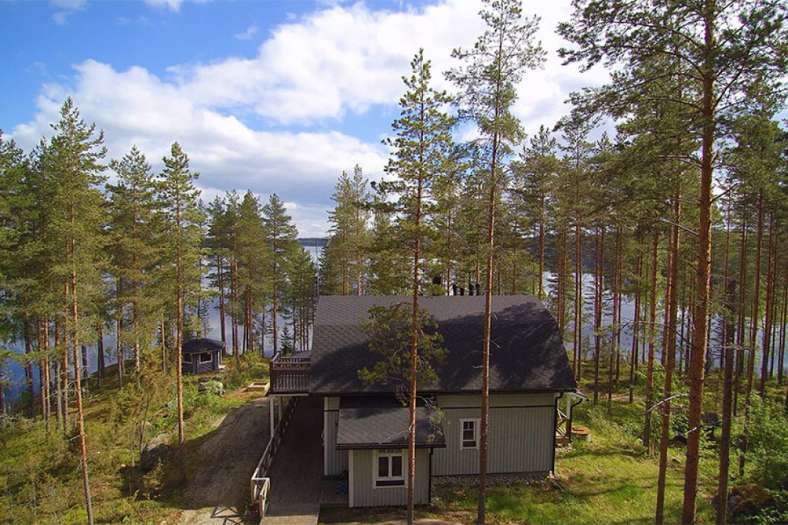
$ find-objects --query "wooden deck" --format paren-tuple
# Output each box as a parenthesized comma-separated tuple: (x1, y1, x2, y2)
(264, 395, 323, 525)
(269, 353, 311, 394)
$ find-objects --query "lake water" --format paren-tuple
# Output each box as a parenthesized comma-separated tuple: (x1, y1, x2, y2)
(3, 265, 784, 404)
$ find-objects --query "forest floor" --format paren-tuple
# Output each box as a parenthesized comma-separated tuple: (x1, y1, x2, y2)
(2, 356, 784, 524)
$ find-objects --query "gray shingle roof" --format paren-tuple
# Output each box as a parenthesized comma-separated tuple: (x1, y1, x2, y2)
(182, 338, 224, 354)
(310, 295, 576, 395)
(337, 397, 445, 449)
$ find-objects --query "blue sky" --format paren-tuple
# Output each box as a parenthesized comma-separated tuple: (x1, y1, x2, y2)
(1, 0, 605, 236)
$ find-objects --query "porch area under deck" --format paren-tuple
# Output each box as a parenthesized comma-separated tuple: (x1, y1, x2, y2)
(269, 352, 311, 395)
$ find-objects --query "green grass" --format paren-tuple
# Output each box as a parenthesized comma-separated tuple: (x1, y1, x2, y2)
(0, 353, 268, 525)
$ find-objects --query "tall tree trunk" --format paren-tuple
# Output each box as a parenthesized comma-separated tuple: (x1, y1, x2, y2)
(70, 257, 95, 525)
(681, 25, 715, 518)
(557, 226, 568, 336)
(717, 278, 736, 525)
(478, 60, 504, 522)
(719, 195, 732, 382)
(678, 267, 687, 373)
(54, 319, 63, 430)
(734, 213, 748, 415)
(739, 191, 764, 477)
(593, 227, 603, 405)
(537, 197, 545, 299)
(37, 319, 51, 429)
(36, 319, 47, 423)
(176, 200, 186, 446)
(778, 271, 787, 385)
(759, 213, 775, 397)
(574, 221, 583, 380)
(96, 322, 105, 388)
(272, 280, 278, 355)
(406, 131, 425, 524)
(24, 318, 34, 418)
(656, 192, 680, 524)
(629, 252, 643, 404)
(218, 257, 226, 347)
(613, 227, 623, 386)
(643, 232, 659, 449)
(62, 283, 70, 433)
(117, 315, 125, 385)
(231, 257, 239, 361)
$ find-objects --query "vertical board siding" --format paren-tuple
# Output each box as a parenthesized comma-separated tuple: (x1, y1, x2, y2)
(350, 449, 430, 507)
(433, 393, 556, 476)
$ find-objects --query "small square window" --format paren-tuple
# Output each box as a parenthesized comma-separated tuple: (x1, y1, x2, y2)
(460, 419, 479, 449)
(183, 354, 192, 363)
(200, 352, 212, 364)
(374, 450, 405, 488)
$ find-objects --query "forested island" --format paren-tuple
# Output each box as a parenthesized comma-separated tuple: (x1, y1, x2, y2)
(1, 0, 786, 524)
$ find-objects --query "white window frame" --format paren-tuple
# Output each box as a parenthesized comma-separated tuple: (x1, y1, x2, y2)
(183, 353, 192, 364)
(460, 418, 480, 450)
(373, 449, 406, 489)
(199, 352, 212, 364)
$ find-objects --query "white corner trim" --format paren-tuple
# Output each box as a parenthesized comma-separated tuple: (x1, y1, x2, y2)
(348, 450, 354, 507)
(323, 396, 329, 476)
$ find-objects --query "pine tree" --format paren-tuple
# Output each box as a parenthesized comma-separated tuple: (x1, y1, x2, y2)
(327, 168, 370, 295)
(236, 191, 269, 354)
(446, 1, 545, 520)
(377, 48, 453, 524)
(559, 2, 786, 519)
(510, 126, 559, 300)
(157, 142, 203, 446)
(107, 146, 161, 372)
(44, 98, 107, 525)
(262, 194, 298, 355)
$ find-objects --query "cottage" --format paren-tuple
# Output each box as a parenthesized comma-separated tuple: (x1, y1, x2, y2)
(261, 295, 578, 511)
(181, 338, 224, 374)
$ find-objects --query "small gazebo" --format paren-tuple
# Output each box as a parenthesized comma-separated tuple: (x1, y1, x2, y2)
(182, 338, 224, 375)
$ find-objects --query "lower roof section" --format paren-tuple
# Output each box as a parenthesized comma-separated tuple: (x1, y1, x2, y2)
(336, 397, 445, 450)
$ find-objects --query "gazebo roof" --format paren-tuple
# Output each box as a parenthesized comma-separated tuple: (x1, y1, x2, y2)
(182, 338, 224, 354)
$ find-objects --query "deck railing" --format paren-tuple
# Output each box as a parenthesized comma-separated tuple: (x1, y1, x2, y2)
(269, 352, 311, 394)
(250, 397, 298, 519)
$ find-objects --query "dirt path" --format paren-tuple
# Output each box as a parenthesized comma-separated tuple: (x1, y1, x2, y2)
(177, 396, 271, 525)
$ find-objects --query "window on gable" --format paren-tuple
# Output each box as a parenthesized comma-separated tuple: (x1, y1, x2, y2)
(461, 419, 479, 449)
(374, 449, 405, 487)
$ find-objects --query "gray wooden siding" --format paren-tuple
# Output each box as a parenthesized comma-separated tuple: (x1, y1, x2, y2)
(323, 397, 347, 476)
(349, 449, 430, 508)
(181, 351, 218, 374)
(433, 393, 556, 476)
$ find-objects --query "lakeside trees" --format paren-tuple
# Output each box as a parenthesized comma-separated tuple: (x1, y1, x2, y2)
(0, 0, 785, 523)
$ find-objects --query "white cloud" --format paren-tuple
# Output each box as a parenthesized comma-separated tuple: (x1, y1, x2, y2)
(10, 60, 385, 237)
(144, 0, 183, 12)
(13, 0, 607, 236)
(50, 0, 86, 8)
(234, 24, 258, 41)
(50, 0, 86, 25)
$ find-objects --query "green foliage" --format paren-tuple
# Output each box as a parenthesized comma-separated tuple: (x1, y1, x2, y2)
(107, 146, 163, 354)
(322, 166, 371, 295)
(358, 303, 446, 399)
(744, 397, 788, 491)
